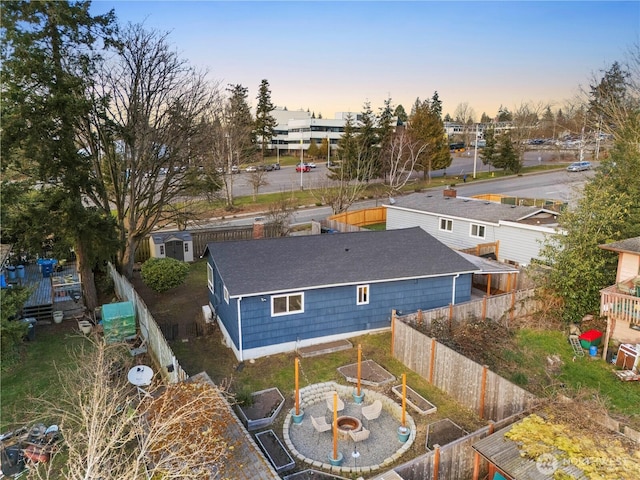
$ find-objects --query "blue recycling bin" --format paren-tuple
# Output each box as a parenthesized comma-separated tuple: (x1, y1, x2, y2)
(41, 260, 56, 278)
(7, 266, 16, 280)
(16, 265, 25, 279)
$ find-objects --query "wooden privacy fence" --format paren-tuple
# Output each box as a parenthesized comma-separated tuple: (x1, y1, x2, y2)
(108, 263, 188, 384)
(327, 206, 386, 226)
(399, 288, 542, 331)
(391, 308, 537, 422)
(135, 223, 281, 263)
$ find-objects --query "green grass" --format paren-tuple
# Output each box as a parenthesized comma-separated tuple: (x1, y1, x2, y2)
(0, 330, 90, 430)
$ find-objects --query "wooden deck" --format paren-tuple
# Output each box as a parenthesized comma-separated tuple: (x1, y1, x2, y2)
(13, 262, 80, 321)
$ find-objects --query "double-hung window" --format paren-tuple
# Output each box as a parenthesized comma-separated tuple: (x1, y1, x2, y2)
(272, 293, 304, 316)
(470, 223, 486, 239)
(439, 218, 453, 232)
(207, 263, 214, 294)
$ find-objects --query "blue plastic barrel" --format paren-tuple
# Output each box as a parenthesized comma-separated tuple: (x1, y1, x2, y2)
(7, 266, 16, 280)
(589, 345, 598, 357)
(16, 265, 25, 279)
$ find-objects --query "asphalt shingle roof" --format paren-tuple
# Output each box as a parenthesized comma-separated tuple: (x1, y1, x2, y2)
(599, 236, 640, 254)
(206, 227, 479, 296)
(388, 193, 554, 224)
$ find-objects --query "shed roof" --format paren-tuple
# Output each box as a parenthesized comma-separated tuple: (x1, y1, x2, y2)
(473, 421, 587, 479)
(205, 227, 479, 296)
(387, 194, 559, 226)
(150, 231, 192, 244)
(599, 236, 640, 255)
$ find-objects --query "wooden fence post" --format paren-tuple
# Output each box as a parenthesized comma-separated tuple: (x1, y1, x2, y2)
(482, 295, 487, 321)
(429, 337, 436, 384)
(433, 444, 440, 480)
(486, 273, 492, 296)
(472, 451, 481, 480)
(390, 309, 396, 356)
(417, 309, 423, 326)
(448, 303, 453, 331)
(510, 290, 516, 323)
(479, 364, 488, 420)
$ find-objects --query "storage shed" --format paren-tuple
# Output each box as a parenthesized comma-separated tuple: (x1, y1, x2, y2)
(102, 301, 136, 343)
(149, 231, 194, 262)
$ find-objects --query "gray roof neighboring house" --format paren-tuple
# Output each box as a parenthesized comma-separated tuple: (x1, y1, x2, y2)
(387, 194, 560, 226)
(205, 227, 480, 297)
(599, 236, 640, 255)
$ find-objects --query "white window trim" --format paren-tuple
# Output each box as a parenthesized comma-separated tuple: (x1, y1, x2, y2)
(223, 286, 229, 304)
(470, 223, 486, 239)
(357, 285, 369, 305)
(207, 263, 214, 294)
(439, 217, 453, 232)
(271, 292, 304, 316)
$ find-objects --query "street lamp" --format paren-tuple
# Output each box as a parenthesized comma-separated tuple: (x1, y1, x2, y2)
(300, 139, 303, 190)
(473, 124, 479, 179)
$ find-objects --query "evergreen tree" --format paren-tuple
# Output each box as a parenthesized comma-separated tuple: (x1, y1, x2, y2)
(356, 101, 380, 180)
(497, 105, 512, 121)
(588, 61, 630, 134)
(378, 96, 396, 179)
(481, 127, 498, 168)
(332, 114, 358, 179)
(496, 133, 521, 173)
(430, 91, 443, 119)
(307, 140, 320, 159)
(408, 99, 451, 181)
(227, 83, 256, 162)
(444, 113, 453, 122)
(255, 79, 277, 162)
(394, 104, 408, 124)
(1, 0, 118, 310)
(480, 112, 492, 124)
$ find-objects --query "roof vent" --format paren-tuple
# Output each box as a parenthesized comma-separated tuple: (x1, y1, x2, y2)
(511, 205, 516, 208)
(345, 248, 349, 252)
(463, 199, 469, 202)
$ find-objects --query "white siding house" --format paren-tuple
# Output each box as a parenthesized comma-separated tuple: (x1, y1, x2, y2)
(385, 191, 561, 266)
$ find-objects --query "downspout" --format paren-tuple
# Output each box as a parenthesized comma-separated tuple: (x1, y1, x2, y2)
(451, 273, 461, 305)
(237, 296, 243, 362)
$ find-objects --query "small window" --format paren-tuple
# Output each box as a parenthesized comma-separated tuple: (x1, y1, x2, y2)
(207, 263, 214, 294)
(223, 286, 229, 304)
(272, 293, 304, 316)
(357, 285, 369, 305)
(439, 218, 453, 232)
(159, 245, 165, 255)
(470, 223, 486, 239)
(184, 243, 189, 252)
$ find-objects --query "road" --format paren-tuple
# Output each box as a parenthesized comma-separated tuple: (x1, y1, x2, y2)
(209, 167, 593, 228)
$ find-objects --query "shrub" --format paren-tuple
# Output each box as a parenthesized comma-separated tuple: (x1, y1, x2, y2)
(140, 257, 190, 293)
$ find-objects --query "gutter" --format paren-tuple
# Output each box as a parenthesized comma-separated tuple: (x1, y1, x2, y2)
(237, 296, 243, 362)
(452, 273, 461, 305)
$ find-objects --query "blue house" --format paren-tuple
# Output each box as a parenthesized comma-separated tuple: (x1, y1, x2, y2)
(203, 227, 480, 361)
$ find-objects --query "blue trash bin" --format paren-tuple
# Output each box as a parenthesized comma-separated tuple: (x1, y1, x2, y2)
(7, 266, 16, 280)
(16, 265, 25, 279)
(41, 260, 54, 278)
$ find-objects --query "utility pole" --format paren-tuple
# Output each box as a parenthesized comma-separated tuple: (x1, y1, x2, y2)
(473, 124, 479, 179)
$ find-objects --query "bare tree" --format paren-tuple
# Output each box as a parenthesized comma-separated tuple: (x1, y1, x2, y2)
(453, 102, 476, 147)
(264, 195, 296, 236)
(31, 339, 232, 480)
(246, 170, 269, 201)
(509, 101, 548, 159)
(80, 24, 221, 278)
(385, 126, 424, 197)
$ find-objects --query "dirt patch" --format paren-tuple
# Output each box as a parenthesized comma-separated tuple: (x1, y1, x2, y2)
(337, 359, 396, 386)
(239, 388, 284, 421)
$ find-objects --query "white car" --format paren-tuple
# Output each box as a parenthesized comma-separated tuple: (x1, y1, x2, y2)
(245, 165, 257, 172)
(306, 162, 316, 168)
(566, 161, 591, 172)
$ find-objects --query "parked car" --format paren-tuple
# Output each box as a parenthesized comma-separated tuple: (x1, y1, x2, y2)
(296, 163, 311, 173)
(231, 165, 240, 174)
(566, 161, 592, 172)
(245, 165, 257, 172)
(258, 164, 274, 172)
(307, 162, 317, 168)
(272, 163, 281, 170)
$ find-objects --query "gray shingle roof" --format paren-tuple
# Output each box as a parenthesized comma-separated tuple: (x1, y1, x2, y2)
(599, 236, 640, 254)
(388, 193, 555, 224)
(206, 227, 479, 296)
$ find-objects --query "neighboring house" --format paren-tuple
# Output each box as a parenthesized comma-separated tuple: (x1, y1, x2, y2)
(386, 190, 561, 267)
(149, 231, 194, 262)
(599, 237, 640, 361)
(203, 227, 480, 361)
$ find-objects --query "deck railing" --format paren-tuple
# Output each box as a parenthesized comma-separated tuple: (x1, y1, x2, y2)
(600, 284, 640, 327)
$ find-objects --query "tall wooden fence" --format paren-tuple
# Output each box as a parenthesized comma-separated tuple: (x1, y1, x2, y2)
(327, 206, 386, 226)
(108, 263, 188, 384)
(399, 288, 542, 331)
(391, 293, 539, 421)
(135, 223, 280, 263)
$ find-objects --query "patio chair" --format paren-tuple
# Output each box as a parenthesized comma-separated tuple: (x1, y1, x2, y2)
(325, 391, 345, 415)
(349, 427, 370, 451)
(361, 399, 382, 427)
(311, 415, 332, 435)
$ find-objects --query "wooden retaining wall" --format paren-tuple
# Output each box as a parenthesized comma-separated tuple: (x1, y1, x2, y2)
(108, 263, 188, 384)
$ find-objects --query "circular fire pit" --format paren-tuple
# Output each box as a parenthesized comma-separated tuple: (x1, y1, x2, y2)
(335, 415, 362, 440)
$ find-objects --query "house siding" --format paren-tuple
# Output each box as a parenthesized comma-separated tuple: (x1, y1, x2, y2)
(210, 266, 472, 352)
(387, 208, 552, 265)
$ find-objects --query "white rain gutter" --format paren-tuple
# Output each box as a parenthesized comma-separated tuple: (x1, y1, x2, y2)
(451, 273, 461, 305)
(237, 296, 244, 362)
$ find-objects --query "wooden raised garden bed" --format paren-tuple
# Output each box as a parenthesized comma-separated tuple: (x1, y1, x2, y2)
(255, 429, 295, 474)
(392, 384, 437, 415)
(284, 470, 349, 480)
(236, 387, 285, 431)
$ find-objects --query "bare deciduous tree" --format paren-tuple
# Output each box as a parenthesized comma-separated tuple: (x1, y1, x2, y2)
(385, 126, 424, 197)
(81, 24, 221, 278)
(265, 196, 296, 236)
(246, 170, 269, 201)
(31, 339, 232, 480)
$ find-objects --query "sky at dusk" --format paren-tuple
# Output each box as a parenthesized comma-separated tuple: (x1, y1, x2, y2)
(91, 1, 639, 119)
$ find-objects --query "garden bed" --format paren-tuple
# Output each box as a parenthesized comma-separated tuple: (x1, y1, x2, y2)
(425, 419, 467, 450)
(337, 359, 396, 387)
(392, 384, 437, 415)
(236, 387, 285, 431)
(255, 429, 295, 474)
